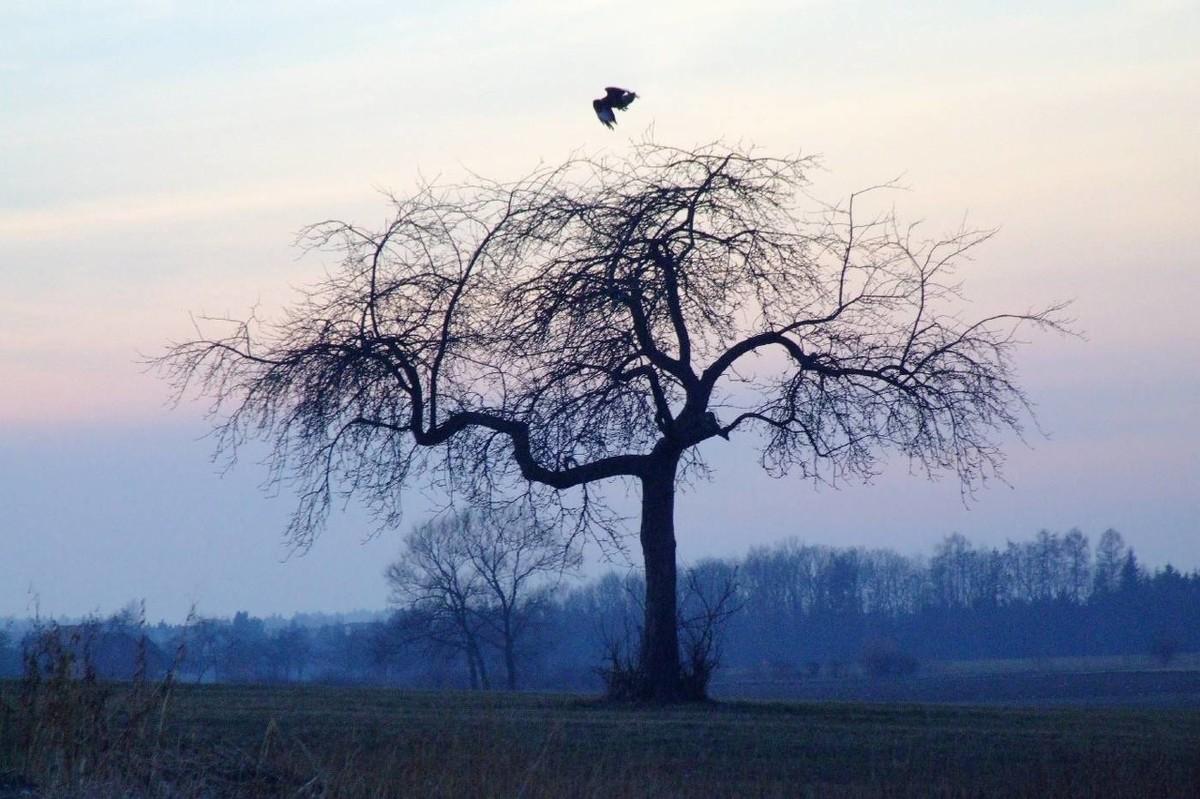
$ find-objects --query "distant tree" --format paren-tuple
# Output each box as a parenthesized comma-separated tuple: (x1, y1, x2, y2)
(741, 542, 809, 622)
(387, 509, 578, 690)
(180, 616, 223, 684)
(971, 547, 1008, 608)
(0, 627, 19, 677)
(1060, 528, 1091, 603)
(385, 515, 492, 688)
(220, 611, 268, 683)
(159, 142, 1067, 700)
(460, 508, 581, 690)
(930, 533, 975, 608)
(821, 551, 862, 618)
(1092, 528, 1126, 595)
(1118, 551, 1142, 594)
(860, 549, 924, 616)
(268, 624, 311, 681)
(1031, 529, 1064, 601)
(309, 624, 360, 682)
(1004, 540, 1035, 602)
(1006, 532, 1067, 603)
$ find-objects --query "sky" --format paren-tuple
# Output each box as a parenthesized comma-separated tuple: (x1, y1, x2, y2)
(1, 0, 1197, 621)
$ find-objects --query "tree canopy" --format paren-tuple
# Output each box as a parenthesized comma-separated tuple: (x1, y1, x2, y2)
(160, 140, 1067, 699)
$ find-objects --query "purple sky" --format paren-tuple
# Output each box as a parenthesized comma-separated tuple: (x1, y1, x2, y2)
(2, 1, 1197, 620)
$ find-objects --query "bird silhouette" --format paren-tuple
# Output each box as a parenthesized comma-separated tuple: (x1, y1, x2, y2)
(593, 86, 637, 129)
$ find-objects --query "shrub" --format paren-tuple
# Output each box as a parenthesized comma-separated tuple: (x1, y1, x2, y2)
(861, 639, 919, 678)
(1150, 634, 1180, 666)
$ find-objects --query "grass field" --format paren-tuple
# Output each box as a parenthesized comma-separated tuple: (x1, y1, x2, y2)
(3, 680, 1200, 797)
(712, 668, 1200, 707)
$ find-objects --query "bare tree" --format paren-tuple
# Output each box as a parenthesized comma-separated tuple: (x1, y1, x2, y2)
(385, 516, 491, 689)
(158, 141, 1067, 701)
(1061, 528, 1091, 604)
(387, 509, 578, 690)
(1093, 528, 1126, 595)
(461, 508, 581, 690)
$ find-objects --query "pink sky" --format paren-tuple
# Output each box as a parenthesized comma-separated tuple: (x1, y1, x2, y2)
(2, 1, 1196, 619)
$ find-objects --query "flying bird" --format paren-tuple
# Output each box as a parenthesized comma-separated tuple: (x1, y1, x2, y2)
(593, 86, 638, 129)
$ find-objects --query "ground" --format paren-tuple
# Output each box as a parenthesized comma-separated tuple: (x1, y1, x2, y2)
(3, 681, 1200, 797)
(713, 652, 1200, 706)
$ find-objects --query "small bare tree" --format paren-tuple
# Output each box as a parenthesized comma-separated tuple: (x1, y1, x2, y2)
(159, 141, 1068, 701)
(461, 508, 581, 690)
(386, 509, 577, 689)
(385, 515, 491, 689)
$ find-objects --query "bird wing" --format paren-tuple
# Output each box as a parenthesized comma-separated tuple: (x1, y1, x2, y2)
(604, 86, 629, 101)
(593, 100, 617, 128)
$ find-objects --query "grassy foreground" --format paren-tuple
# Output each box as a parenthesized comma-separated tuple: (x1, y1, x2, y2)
(3, 681, 1200, 797)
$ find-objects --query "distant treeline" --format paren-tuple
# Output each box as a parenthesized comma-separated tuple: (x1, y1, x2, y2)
(722, 527, 1196, 669)
(1, 528, 1195, 689)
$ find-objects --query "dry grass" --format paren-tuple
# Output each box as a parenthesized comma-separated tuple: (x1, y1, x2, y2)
(3, 676, 1200, 797)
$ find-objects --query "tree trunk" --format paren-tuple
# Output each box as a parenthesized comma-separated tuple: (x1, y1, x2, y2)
(465, 647, 479, 689)
(502, 615, 518, 690)
(471, 638, 490, 689)
(639, 455, 682, 701)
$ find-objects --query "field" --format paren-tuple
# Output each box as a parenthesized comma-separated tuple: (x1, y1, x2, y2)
(4, 681, 1200, 797)
(712, 654, 1200, 707)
